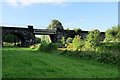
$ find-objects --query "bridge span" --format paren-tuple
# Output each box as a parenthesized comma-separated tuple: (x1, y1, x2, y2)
(0, 25, 105, 47)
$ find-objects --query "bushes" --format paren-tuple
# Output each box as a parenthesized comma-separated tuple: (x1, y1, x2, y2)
(60, 36, 65, 45)
(96, 52, 119, 65)
(105, 25, 120, 41)
(95, 42, 120, 54)
(58, 50, 119, 65)
(86, 29, 100, 49)
(39, 43, 57, 52)
(67, 43, 73, 50)
(35, 37, 41, 43)
(72, 35, 84, 50)
(73, 28, 82, 34)
(41, 35, 51, 43)
(54, 43, 63, 48)
(66, 29, 101, 51)
(66, 37, 72, 44)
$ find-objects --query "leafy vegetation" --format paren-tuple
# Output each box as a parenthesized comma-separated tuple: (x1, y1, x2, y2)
(66, 37, 72, 44)
(73, 28, 82, 34)
(39, 43, 57, 52)
(3, 34, 20, 43)
(47, 19, 64, 30)
(2, 22, 120, 78)
(59, 43, 119, 66)
(60, 36, 65, 45)
(35, 37, 41, 43)
(86, 29, 101, 49)
(72, 35, 84, 50)
(104, 25, 120, 41)
(40, 35, 51, 43)
(67, 28, 69, 31)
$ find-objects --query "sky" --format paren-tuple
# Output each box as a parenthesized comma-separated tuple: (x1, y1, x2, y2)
(1, 0, 119, 32)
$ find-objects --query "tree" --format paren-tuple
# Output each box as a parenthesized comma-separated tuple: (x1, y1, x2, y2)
(116, 25, 120, 41)
(86, 29, 100, 48)
(47, 19, 64, 30)
(41, 35, 51, 43)
(73, 35, 84, 50)
(3, 34, 19, 43)
(105, 25, 120, 41)
(73, 28, 82, 34)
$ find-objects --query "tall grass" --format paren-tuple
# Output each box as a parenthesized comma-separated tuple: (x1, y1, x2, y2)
(39, 43, 57, 52)
(2, 47, 118, 78)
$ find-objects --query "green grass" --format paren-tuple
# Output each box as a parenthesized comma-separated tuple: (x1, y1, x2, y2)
(2, 47, 118, 78)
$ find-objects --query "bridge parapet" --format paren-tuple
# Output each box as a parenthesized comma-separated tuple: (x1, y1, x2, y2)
(34, 29, 56, 35)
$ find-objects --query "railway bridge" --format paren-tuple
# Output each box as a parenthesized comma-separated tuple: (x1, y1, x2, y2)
(0, 25, 105, 47)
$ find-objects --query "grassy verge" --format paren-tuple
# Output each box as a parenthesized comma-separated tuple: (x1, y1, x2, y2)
(2, 47, 118, 78)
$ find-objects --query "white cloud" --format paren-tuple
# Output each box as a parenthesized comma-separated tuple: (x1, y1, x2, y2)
(5, 0, 18, 7)
(3, 0, 119, 7)
(4, 0, 67, 7)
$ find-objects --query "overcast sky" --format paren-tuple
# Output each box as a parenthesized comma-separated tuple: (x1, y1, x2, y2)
(1, 0, 119, 32)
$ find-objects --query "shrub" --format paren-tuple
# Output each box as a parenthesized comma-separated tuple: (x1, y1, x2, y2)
(41, 35, 51, 43)
(73, 35, 84, 50)
(54, 43, 63, 48)
(39, 43, 57, 52)
(58, 50, 119, 65)
(86, 29, 100, 49)
(67, 28, 69, 31)
(96, 52, 118, 65)
(105, 25, 120, 41)
(73, 28, 81, 34)
(35, 37, 41, 43)
(67, 43, 73, 50)
(60, 36, 65, 45)
(66, 37, 73, 44)
(59, 49, 68, 55)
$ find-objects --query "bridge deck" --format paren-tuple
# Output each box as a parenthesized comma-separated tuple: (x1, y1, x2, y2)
(34, 29, 56, 35)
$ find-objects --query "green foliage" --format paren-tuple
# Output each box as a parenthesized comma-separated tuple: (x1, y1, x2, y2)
(67, 28, 69, 31)
(96, 42, 120, 54)
(47, 19, 64, 30)
(73, 28, 81, 34)
(3, 34, 19, 43)
(59, 50, 118, 65)
(3, 47, 118, 78)
(35, 37, 41, 43)
(54, 43, 63, 47)
(105, 25, 120, 41)
(96, 52, 118, 65)
(60, 36, 65, 45)
(67, 43, 73, 50)
(73, 35, 84, 50)
(66, 37, 72, 44)
(86, 29, 100, 48)
(40, 35, 51, 43)
(39, 43, 57, 52)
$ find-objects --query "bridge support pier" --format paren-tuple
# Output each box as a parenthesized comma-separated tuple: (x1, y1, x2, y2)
(49, 34, 56, 43)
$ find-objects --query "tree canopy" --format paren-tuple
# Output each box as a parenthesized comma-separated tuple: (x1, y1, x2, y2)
(86, 29, 100, 48)
(47, 19, 64, 30)
(105, 25, 120, 41)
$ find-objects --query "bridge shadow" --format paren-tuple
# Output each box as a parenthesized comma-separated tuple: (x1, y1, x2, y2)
(2, 32, 25, 47)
